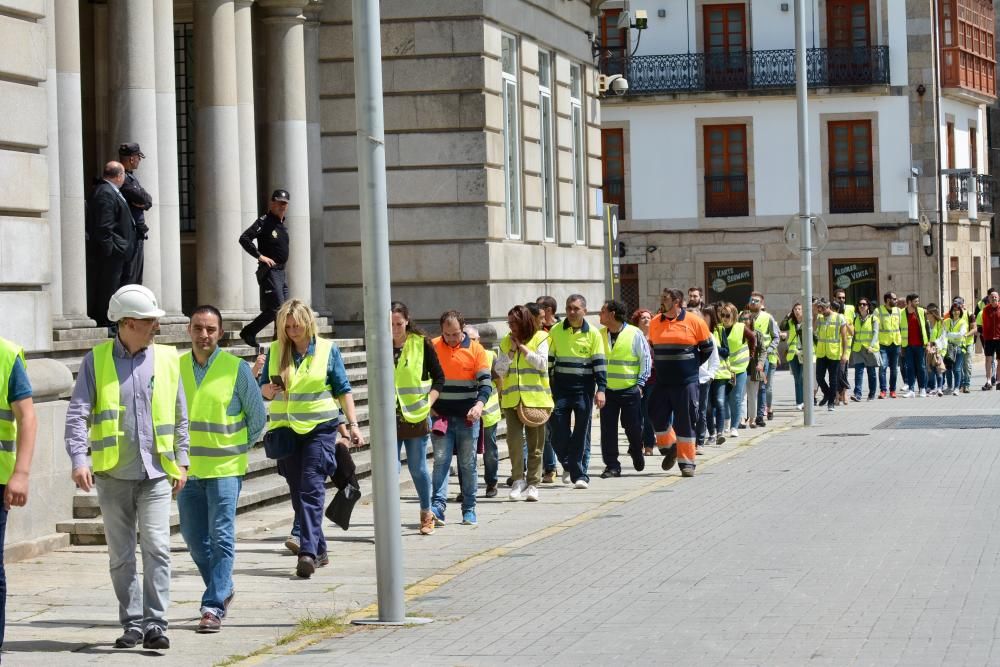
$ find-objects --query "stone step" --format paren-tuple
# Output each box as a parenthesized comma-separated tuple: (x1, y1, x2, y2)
(60, 425, 512, 544)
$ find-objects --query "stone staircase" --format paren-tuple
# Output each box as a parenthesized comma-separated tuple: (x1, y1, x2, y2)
(44, 318, 509, 545)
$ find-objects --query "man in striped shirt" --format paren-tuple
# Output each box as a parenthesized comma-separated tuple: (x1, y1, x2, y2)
(648, 288, 714, 477)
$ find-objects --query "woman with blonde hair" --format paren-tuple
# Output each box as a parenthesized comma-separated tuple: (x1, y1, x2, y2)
(261, 299, 363, 579)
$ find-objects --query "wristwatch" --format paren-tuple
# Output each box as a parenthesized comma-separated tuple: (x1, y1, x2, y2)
(348, 421, 359, 427)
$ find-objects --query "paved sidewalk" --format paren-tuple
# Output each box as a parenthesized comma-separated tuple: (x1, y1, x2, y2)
(4, 379, 791, 666)
(265, 363, 1000, 666)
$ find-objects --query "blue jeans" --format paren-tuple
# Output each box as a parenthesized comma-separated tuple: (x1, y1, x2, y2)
(946, 351, 965, 390)
(543, 422, 558, 472)
(431, 416, 479, 515)
(639, 385, 655, 448)
(482, 424, 499, 487)
(763, 360, 775, 412)
(710, 379, 729, 435)
(696, 381, 711, 445)
(552, 391, 594, 483)
(177, 476, 242, 617)
(0, 485, 6, 648)
(853, 364, 877, 399)
(398, 435, 432, 510)
(725, 372, 747, 430)
(903, 345, 927, 389)
(879, 344, 900, 392)
(788, 357, 804, 405)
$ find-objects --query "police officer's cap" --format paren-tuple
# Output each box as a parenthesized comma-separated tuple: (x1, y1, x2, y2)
(271, 189, 290, 202)
(118, 142, 145, 158)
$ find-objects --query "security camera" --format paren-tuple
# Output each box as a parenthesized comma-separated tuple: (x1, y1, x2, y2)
(599, 73, 629, 95)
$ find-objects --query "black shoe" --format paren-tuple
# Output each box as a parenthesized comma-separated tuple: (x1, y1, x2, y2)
(766, 410, 774, 421)
(142, 626, 170, 650)
(239, 329, 257, 349)
(850, 395, 861, 402)
(660, 445, 677, 471)
(505, 477, 514, 487)
(754, 416, 766, 427)
(296, 555, 316, 578)
(818, 397, 829, 406)
(114, 628, 143, 649)
(630, 450, 645, 472)
(485, 484, 498, 498)
(600, 467, 621, 479)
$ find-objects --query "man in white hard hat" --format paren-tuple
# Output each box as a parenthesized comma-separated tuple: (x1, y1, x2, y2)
(63, 284, 189, 651)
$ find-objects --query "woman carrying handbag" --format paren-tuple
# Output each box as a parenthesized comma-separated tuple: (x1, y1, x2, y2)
(494, 305, 552, 503)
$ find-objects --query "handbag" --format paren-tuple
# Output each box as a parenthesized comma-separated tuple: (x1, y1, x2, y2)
(517, 401, 551, 427)
(263, 426, 296, 460)
(325, 482, 361, 531)
(396, 416, 429, 440)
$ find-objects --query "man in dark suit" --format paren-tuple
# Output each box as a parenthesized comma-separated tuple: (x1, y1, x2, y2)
(86, 161, 136, 326)
(118, 143, 152, 284)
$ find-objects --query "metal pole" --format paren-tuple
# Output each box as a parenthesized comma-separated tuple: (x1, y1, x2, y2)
(350, 0, 428, 626)
(795, 0, 815, 427)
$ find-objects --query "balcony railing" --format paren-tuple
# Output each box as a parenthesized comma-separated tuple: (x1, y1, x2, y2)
(602, 46, 890, 95)
(829, 170, 874, 214)
(947, 173, 996, 214)
(705, 174, 749, 217)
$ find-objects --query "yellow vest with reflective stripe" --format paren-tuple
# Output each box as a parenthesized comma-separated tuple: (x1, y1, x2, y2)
(900, 307, 928, 347)
(726, 323, 749, 375)
(851, 315, 880, 353)
(712, 329, 732, 380)
(482, 350, 502, 428)
(394, 333, 433, 424)
(785, 324, 799, 362)
(499, 331, 553, 409)
(816, 314, 845, 360)
(961, 312, 974, 348)
(877, 305, 901, 346)
(180, 350, 249, 479)
(267, 338, 342, 435)
(751, 312, 778, 366)
(89, 341, 183, 479)
(601, 323, 641, 390)
(0, 338, 24, 485)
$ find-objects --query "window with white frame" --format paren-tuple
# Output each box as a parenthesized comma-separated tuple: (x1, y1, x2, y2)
(539, 51, 557, 242)
(501, 34, 522, 239)
(570, 64, 586, 244)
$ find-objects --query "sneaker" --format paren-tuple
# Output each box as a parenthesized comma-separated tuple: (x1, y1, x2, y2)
(561, 470, 571, 485)
(903, 390, 915, 398)
(729, 428, 739, 438)
(918, 389, 927, 398)
(142, 626, 170, 650)
(716, 434, 726, 446)
(767, 410, 774, 421)
(878, 391, 886, 399)
(828, 404, 835, 412)
(936, 389, 944, 397)
(629, 449, 645, 472)
(962, 387, 970, 393)
(296, 555, 316, 578)
(284, 535, 300, 555)
(508, 479, 526, 500)
(660, 445, 677, 471)
(749, 420, 757, 429)
(431, 506, 446, 526)
(695, 445, 703, 455)
(419, 510, 435, 535)
(707, 435, 716, 447)
(197, 612, 222, 634)
(850, 395, 861, 402)
(681, 468, 695, 478)
(889, 391, 897, 398)
(462, 510, 477, 525)
(600, 467, 621, 479)
(573, 479, 589, 489)
(485, 483, 498, 498)
(114, 628, 143, 649)
(524, 485, 539, 502)
(796, 403, 803, 410)
(952, 389, 960, 396)
(867, 394, 876, 401)
(541, 470, 556, 483)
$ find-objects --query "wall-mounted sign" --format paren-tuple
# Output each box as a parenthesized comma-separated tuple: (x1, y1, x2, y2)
(829, 258, 879, 305)
(890, 242, 910, 256)
(705, 262, 754, 308)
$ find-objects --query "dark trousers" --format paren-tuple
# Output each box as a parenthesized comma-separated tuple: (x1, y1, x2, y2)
(696, 381, 711, 444)
(816, 357, 839, 404)
(278, 423, 337, 559)
(639, 387, 655, 448)
(543, 422, 558, 473)
(648, 382, 699, 471)
(599, 386, 643, 472)
(0, 484, 6, 649)
(552, 391, 593, 483)
(89, 252, 129, 327)
(242, 267, 289, 340)
(903, 345, 927, 390)
(125, 237, 144, 285)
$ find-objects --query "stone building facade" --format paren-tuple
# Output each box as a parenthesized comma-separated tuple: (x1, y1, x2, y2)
(599, 0, 994, 318)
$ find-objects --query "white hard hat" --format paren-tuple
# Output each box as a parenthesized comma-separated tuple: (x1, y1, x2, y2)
(107, 284, 166, 322)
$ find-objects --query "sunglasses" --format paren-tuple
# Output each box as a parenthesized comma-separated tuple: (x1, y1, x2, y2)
(859, 302, 869, 307)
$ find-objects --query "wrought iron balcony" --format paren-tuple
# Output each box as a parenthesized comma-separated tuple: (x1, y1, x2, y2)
(602, 46, 890, 95)
(705, 174, 749, 218)
(829, 170, 874, 214)
(947, 173, 996, 214)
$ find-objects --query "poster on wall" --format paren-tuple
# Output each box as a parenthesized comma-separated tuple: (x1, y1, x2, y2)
(829, 259, 879, 306)
(705, 262, 754, 308)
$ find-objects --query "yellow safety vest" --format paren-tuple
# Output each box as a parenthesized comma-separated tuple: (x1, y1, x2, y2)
(180, 350, 249, 479)
(482, 350, 502, 428)
(499, 330, 553, 409)
(0, 338, 24, 485)
(713, 329, 732, 380)
(750, 312, 778, 366)
(89, 341, 183, 479)
(785, 323, 799, 362)
(851, 315, 880, 353)
(601, 323, 641, 390)
(815, 314, 845, 361)
(900, 307, 928, 347)
(961, 312, 974, 349)
(394, 333, 433, 424)
(944, 316, 969, 352)
(842, 305, 855, 349)
(715, 323, 749, 378)
(877, 305, 902, 346)
(267, 338, 342, 435)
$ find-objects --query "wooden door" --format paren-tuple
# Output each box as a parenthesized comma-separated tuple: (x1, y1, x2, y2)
(827, 0, 872, 84)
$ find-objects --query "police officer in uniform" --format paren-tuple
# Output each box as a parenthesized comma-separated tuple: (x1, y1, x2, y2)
(238, 189, 291, 348)
(118, 143, 153, 285)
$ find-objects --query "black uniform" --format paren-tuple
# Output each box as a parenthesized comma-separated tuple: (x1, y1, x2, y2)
(120, 170, 152, 285)
(85, 180, 137, 326)
(238, 211, 290, 345)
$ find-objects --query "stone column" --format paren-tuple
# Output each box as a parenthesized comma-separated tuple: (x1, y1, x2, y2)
(194, 0, 244, 312)
(153, 0, 185, 320)
(304, 1, 327, 312)
(55, 0, 95, 327)
(108, 0, 162, 297)
(236, 0, 261, 314)
(260, 0, 312, 300)
(45, 0, 65, 325)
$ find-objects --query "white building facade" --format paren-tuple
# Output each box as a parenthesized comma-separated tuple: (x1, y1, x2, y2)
(599, 0, 995, 316)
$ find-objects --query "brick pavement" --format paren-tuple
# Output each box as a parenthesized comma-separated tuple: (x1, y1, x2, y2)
(266, 363, 1000, 667)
